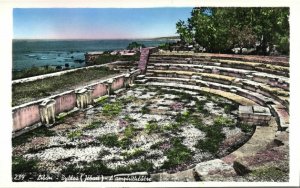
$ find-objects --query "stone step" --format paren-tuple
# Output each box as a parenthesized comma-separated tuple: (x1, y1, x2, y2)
(146, 70, 289, 100)
(145, 77, 278, 107)
(145, 81, 288, 129)
(149, 56, 289, 77)
(150, 52, 289, 67)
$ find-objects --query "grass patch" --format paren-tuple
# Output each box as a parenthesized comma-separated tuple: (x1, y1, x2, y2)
(121, 148, 146, 160)
(83, 121, 102, 130)
(163, 122, 180, 132)
(250, 167, 287, 181)
(93, 52, 140, 65)
(123, 114, 136, 123)
(194, 125, 225, 155)
(214, 116, 235, 127)
(12, 156, 39, 174)
(119, 137, 132, 149)
(94, 95, 109, 105)
(124, 125, 135, 138)
(161, 138, 193, 169)
(141, 103, 151, 114)
(13, 66, 61, 80)
(102, 101, 122, 116)
(239, 123, 254, 133)
(145, 121, 161, 134)
(97, 133, 120, 148)
(195, 100, 210, 115)
(12, 66, 118, 106)
(67, 130, 83, 140)
(61, 160, 113, 176)
(12, 125, 56, 147)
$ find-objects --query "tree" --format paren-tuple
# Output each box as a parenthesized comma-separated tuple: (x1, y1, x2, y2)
(176, 7, 289, 55)
(127, 42, 145, 50)
(176, 20, 193, 45)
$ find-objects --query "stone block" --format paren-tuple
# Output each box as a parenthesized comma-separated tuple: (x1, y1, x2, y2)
(253, 105, 271, 115)
(195, 159, 235, 177)
(239, 106, 253, 114)
(39, 99, 56, 125)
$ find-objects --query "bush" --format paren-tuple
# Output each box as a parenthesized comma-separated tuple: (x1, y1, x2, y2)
(127, 42, 145, 50)
(239, 123, 254, 133)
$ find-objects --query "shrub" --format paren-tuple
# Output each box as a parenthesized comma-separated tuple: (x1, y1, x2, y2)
(239, 123, 254, 133)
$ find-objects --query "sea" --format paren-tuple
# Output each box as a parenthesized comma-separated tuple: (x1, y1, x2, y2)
(13, 39, 173, 71)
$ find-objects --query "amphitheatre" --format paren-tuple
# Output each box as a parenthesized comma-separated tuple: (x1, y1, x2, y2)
(11, 47, 289, 182)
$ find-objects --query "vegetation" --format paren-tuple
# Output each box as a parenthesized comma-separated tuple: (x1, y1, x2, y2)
(126, 42, 145, 50)
(13, 66, 61, 80)
(124, 125, 135, 138)
(12, 125, 56, 147)
(12, 66, 118, 106)
(250, 167, 288, 181)
(161, 138, 193, 169)
(141, 103, 151, 114)
(145, 121, 161, 134)
(67, 130, 83, 140)
(176, 7, 289, 55)
(12, 156, 39, 175)
(83, 121, 102, 130)
(121, 148, 146, 160)
(97, 133, 120, 148)
(93, 52, 140, 65)
(239, 123, 254, 133)
(102, 101, 122, 116)
(213, 116, 235, 127)
(193, 116, 234, 155)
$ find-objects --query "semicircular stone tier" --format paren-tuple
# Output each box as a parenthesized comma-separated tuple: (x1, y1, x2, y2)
(135, 50, 289, 181)
(137, 51, 289, 131)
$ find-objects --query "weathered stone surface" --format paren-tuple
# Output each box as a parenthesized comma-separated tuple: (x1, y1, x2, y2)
(239, 105, 253, 114)
(233, 160, 251, 175)
(195, 159, 235, 177)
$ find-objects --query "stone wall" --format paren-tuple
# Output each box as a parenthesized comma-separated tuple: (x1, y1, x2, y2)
(12, 70, 140, 134)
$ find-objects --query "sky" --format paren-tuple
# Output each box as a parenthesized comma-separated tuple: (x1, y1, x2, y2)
(13, 8, 193, 39)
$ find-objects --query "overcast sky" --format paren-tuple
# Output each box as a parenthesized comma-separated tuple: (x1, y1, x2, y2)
(13, 8, 193, 39)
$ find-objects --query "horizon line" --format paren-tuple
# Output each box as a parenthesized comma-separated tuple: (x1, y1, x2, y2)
(13, 36, 180, 41)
